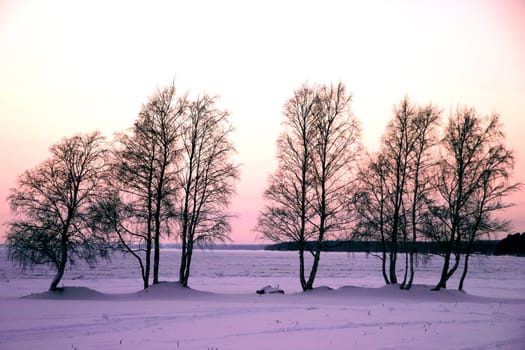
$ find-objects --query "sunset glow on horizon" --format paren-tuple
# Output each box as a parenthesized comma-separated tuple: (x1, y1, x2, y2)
(1, 0, 524, 243)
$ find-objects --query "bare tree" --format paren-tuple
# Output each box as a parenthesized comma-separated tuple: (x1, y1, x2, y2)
(353, 153, 394, 284)
(93, 83, 185, 288)
(256, 83, 318, 290)
(457, 165, 517, 290)
(96, 116, 160, 290)
(6, 132, 109, 291)
(177, 95, 239, 287)
(147, 85, 186, 284)
(381, 97, 419, 285)
(430, 109, 519, 290)
(257, 82, 361, 291)
(355, 98, 417, 285)
(308, 82, 361, 289)
(402, 103, 440, 289)
(353, 97, 439, 289)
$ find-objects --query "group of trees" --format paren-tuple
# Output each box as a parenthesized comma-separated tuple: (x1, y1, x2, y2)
(255, 82, 361, 291)
(353, 97, 440, 289)
(353, 98, 519, 291)
(6, 133, 109, 291)
(6, 83, 239, 291)
(259, 84, 519, 292)
(494, 233, 525, 256)
(6, 80, 519, 293)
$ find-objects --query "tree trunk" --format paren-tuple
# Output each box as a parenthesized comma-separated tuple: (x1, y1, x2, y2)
(435, 169, 464, 291)
(180, 238, 194, 287)
(380, 232, 390, 284)
(305, 248, 321, 291)
(434, 236, 452, 291)
(458, 231, 477, 291)
(459, 202, 484, 291)
(298, 241, 307, 290)
(401, 250, 409, 289)
(144, 239, 151, 289)
(153, 186, 164, 284)
(179, 210, 189, 285)
(390, 158, 405, 285)
(179, 168, 193, 286)
(400, 224, 408, 288)
(434, 223, 462, 290)
(381, 251, 390, 285)
(448, 236, 462, 279)
(179, 248, 187, 285)
(406, 187, 418, 290)
(449, 252, 461, 279)
(458, 252, 470, 291)
(434, 249, 451, 290)
(305, 193, 326, 291)
(406, 248, 415, 290)
(140, 262, 148, 290)
(435, 248, 461, 290)
(406, 215, 417, 290)
(389, 248, 398, 284)
(180, 247, 187, 286)
(182, 243, 194, 287)
(144, 183, 153, 288)
(389, 215, 398, 283)
(49, 234, 68, 291)
(153, 227, 160, 284)
(50, 258, 67, 291)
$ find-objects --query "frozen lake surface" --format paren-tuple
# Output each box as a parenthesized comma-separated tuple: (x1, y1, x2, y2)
(1, 248, 524, 349)
(2, 248, 524, 297)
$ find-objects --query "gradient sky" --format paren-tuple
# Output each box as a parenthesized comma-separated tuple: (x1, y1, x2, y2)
(1, 0, 524, 243)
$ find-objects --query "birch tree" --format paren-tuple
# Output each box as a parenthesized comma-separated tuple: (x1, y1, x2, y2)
(354, 97, 439, 288)
(177, 95, 239, 287)
(308, 82, 361, 289)
(402, 103, 440, 289)
(92, 83, 185, 288)
(256, 83, 318, 290)
(353, 153, 394, 284)
(257, 82, 361, 291)
(430, 109, 519, 290)
(6, 132, 109, 291)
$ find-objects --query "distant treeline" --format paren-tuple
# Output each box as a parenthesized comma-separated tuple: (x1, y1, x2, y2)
(266, 233, 525, 256)
(494, 233, 525, 256)
(159, 243, 267, 251)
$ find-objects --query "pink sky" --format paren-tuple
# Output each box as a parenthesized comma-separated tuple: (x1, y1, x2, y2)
(1, 0, 524, 243)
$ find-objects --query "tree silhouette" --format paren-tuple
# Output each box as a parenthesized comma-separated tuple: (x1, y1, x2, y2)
(429, 108, 520, 290)
(257, 82, 361, 291)
(177, 94, 239, 287)
(404, 103, 440, 289)
(354, 97, 439, 288)
(256, 83, 318, 290)
(94, 83, 185, 288)
(6, 132, 110, 291)
(353, 153, 395, 284)
(308, 82, 361, 289)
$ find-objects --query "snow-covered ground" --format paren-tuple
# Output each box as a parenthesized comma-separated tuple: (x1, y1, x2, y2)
(1, 248, 524, 349)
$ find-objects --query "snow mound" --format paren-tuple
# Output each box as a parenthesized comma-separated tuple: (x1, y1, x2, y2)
(22, 283, 213, 301)
(23, 286, 110, 300)
(20, 283, 516, 304)
(303, 286, 334, 295)
(134, 281, 212, 299)
(334, 284, 503, 303)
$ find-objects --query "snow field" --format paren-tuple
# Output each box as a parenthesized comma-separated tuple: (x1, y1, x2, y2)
(1, 249, 524, 349)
